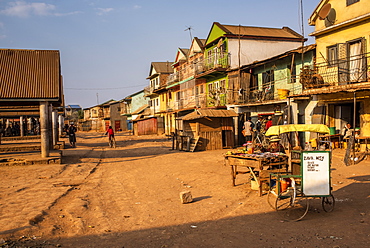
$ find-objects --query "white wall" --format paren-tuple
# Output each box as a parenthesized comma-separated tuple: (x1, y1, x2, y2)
(228, 39, 302, 69)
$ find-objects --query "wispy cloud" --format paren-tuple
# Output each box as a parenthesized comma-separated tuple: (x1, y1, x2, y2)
(55, 11, 83, 17)
(133, 5, 141, 10)
(96, 7, 114, 16)
(0, 1, 82, 18)
(1, 1, 56, 17)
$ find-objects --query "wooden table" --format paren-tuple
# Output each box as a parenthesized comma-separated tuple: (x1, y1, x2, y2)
(224, 154, 289, 196)
(318, 134, 342, 149)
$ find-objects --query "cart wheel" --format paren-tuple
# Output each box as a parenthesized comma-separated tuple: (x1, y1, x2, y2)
(322, 194, 335, 212)
(275, 190, 293, 211)
(276, 191, 309, 221)
(267, 189, 278, 210)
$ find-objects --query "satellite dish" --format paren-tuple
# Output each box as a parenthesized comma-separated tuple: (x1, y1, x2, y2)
(325, 8, 336, 27)
(318, 3, 331, 20)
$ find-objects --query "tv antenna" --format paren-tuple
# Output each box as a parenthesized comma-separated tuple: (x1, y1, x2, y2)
(184, 26, 193, 42)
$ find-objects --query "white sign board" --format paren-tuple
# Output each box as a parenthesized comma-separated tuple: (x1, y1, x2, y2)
(301, 151, 331, 196)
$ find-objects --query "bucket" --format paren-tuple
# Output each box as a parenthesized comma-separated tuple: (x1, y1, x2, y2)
(329, 127, 336, 135)
(277, 89, 290, 99)
(280, 179, 290, 192)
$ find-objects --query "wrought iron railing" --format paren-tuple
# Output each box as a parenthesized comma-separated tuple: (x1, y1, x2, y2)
(300, 52, 370, 90)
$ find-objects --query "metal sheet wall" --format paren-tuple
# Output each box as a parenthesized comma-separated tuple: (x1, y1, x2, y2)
(137, 118, 158, 135)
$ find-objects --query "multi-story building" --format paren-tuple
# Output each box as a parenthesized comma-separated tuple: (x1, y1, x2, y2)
(165, 37, 207, 134)
(197, 22, 305, 109)
(304, 0, 370, 137)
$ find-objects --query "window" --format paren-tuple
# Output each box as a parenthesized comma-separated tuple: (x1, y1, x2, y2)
(347, 0, 359, 6)
(207, 49, 213, 64)
(287, 64, 296, 83)
(219, 79, 226, 93)
(208, 83, 214, 93)
(262, 70, 274, 85)
(327, 45, 338, 66)
(214, 81, 219, 90)
(200, 85, 204, 94)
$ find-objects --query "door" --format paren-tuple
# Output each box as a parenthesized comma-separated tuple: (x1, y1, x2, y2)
(114, 120, 121, 131)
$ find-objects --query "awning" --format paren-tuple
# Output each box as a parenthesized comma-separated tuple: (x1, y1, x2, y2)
(265, 124, 330, 136)
(182, 109, 238, 121)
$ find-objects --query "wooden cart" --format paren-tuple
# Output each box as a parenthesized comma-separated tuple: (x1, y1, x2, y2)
(224, 154, 289, 196)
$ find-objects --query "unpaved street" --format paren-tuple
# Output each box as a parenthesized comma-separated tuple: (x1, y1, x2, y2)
(1, 132, 370, 247)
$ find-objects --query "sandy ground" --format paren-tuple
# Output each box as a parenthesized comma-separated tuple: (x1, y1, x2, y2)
(0, 132, 369, 248)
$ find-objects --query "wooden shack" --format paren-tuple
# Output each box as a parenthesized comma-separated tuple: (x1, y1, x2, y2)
(182, 109, 238, 150)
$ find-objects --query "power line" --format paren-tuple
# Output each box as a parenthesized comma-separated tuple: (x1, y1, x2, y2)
(65, 84, 147, 90)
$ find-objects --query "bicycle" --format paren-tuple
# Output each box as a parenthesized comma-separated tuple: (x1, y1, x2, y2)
(108, 136, 116, 148)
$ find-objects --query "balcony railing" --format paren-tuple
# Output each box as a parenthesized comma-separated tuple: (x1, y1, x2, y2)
(300, 52, 370, 90)
(167, 65, 196, 86)
(167, 94, 207, 111)
(195, 52, 230, 75)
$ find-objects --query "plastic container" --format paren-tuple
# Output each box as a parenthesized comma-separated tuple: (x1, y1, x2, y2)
(251, 179, 259, 191)
(247, 143, 254, 154)
(329, 127, 336, 135)
(279, 179, 291, 192)
(277, 89, 290, 99)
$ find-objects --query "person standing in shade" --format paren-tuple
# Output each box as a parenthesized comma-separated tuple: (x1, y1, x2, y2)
(243, 117, 254, 142)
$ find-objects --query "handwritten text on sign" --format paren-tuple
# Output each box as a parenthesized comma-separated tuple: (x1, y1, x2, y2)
(302, 152, 330, 196)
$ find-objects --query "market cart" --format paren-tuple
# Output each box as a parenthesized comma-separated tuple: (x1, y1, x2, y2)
(267, 150, 335, 221)
(224, 153, 289, 196)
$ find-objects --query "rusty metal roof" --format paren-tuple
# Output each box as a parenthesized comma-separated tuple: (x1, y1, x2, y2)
(152, 62, 173, 74)
(215, 22, 303, 40)
(182, 109, 238, 121)
(0, 49, 62, 101)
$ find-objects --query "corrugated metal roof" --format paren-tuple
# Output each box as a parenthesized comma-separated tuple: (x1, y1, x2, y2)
(182, 109, 238, 120)
(152, 62, 174, 74)
(131, 104, 149, 115)
(0, 49, 61, 100)
(220, 23, 303, 39)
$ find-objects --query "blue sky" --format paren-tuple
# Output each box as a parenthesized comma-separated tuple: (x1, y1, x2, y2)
(0, 0, 320, 108)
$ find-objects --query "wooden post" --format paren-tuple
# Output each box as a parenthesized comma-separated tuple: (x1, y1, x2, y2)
(58, 115, 64, 136)
(40, 101, 50, 158)
(52, 109, 58, 146)
(20, 116, 24, 137)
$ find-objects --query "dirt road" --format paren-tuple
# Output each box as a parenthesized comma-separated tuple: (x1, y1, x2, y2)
(0, 132, 369, 247)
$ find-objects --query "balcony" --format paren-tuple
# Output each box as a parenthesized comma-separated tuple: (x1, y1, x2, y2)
(300, 52, 370, 93)
(167, 71, 180, 85)
(167, 94, 207, 111)
(195, 52, 230, 78)
(167, 65, 196, 86)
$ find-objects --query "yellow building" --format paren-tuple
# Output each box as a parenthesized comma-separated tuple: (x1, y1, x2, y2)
(304, 0, 370, 137)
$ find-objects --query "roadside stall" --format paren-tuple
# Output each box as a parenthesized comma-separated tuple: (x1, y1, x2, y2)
(224, 148, 289, 197)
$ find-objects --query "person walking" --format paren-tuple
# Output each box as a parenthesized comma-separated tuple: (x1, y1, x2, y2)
(67, 123, 77, 148)
(243, 117, 254, 142)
